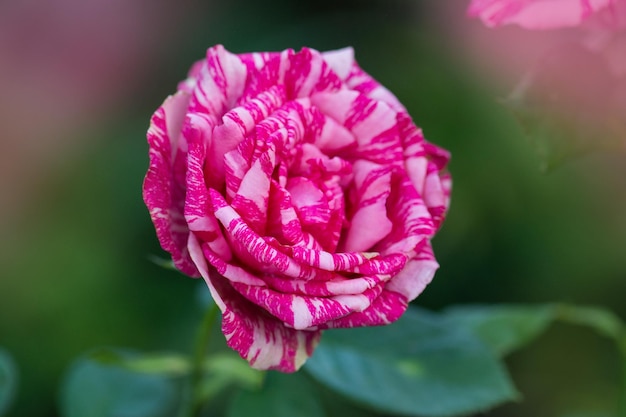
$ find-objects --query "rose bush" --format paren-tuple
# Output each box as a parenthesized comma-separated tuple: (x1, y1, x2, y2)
(143, 45, 451, 372)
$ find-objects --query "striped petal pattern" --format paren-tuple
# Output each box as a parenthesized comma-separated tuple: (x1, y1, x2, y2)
(143, 45, 451, 372)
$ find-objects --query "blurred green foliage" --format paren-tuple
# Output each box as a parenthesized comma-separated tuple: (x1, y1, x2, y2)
(1, 0, 625, 416)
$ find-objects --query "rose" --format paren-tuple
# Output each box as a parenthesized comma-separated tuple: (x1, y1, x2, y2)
(467, 0, 625, 30)
(143, 45, 451, 372)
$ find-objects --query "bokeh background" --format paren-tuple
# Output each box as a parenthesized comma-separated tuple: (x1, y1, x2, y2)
(1, 0, 626, 416)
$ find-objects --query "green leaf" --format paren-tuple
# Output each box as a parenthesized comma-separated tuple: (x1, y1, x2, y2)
(442, 304, 626, 357)
(60, 349, 183, 417)
(64, 348, 262, 409)
(304, 308, 518, 417)
(196, 352, 264, 404)
(555, 305, 624, 342)
(0, 348, 17, 417)
(228, 371, 325, 417)
(442, 305, 555, 357)
(90, 349, 191, 376)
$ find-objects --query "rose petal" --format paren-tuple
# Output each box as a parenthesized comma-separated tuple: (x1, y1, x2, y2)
(262, 274, 385, 297)
(238, 51, 285, 102)
(189, 234, 319, 372)
(220, 294, 321, 371)
(398, 111, 451, 229)
(287, 177, 331, 227)
(311, 90, 403, 164)
(201, 243, 269, 287)
(343, 160, 394, 253)
(379, 174, 435, 256)
(321, 47, 355, 81)
(385, 242, 439, 301)
(320, 288, 408, 328)
(281, 147, 350, 251)
(188, 45, 247, 122)
(398, 111, 430, 194)
(267, 180, 308, 246)
(231, 282, 384, 330)
(285, 47, 343, 98)
(208, 85, 287, 185)
(189, 235, 320, 372)
(230, 143, 276, 234)
(184, 114, 232, 261)
(266, 241, 407, 277)
(143, 91, 199, 276)
(210, 189, 327, 280)
(314, 110, 357, 153)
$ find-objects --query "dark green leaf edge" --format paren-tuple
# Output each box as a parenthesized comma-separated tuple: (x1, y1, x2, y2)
(305, 308, 519, 417)
(442, 303, 626, 356)
(59, 348, 183, 417)
(0, 348, 18, 417)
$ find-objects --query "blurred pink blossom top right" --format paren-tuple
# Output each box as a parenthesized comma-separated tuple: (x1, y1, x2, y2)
(468, 0, 626, 86)
(468, 0, 626, 30)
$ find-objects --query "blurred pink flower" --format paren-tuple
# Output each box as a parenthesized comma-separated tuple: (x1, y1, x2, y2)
(465, 0, 626, 153)
(143, 45, 451, 372)
(467, 0, 626, 76)
(467, 0, 625, 30)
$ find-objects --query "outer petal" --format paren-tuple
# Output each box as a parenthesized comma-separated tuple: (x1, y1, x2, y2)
(262, 274, 386, 297)
(188, 234, 319, 372)
(385, 242, 439, 301)
(231, 282, 384, 330)
(220, 291, 321, 371)
(378, 174, 434, 255)
(143, 91, 199, 276)
(321, 47, 355, 80)
(188, 45, 247, 122)
(184, 113, 232, 261)
(320, 289, 409, 329)
(275, 245, 435, 330)
(398, 111, 451, 229)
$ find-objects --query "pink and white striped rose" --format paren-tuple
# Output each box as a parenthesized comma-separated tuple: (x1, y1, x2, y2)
(143, 45, 451, 372)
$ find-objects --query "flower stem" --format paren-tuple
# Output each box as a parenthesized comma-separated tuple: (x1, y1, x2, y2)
(179, 302, 220, 417)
